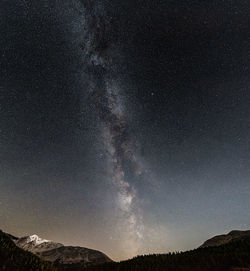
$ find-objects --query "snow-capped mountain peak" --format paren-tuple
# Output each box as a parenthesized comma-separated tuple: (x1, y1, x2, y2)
(14, 234, 62, 253)
(28, 235, 50, 245)
(11, 231, 112, 266)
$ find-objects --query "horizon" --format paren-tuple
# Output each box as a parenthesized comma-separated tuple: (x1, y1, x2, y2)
(0, 0, 249, 262)
(2, 227, 249, 261)
(1, 225, 249, 261)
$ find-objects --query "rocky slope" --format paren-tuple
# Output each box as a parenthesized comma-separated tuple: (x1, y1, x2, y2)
(37, 245, 112, 265)
(200, 230, 250, 248)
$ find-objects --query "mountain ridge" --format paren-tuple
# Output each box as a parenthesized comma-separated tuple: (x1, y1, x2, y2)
(200, 230, 250, 248)
(9, 231, 112, 268)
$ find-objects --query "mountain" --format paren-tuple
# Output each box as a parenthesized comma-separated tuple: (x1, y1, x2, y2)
(0, 230, 57, 271)
(13, 233, 112, 269)
(200, 230, 250, 248)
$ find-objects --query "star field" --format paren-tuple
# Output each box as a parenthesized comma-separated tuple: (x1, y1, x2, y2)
(0, 0, 249, 261)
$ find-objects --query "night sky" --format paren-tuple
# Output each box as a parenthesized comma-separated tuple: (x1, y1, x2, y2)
(0, 0, 250, 261)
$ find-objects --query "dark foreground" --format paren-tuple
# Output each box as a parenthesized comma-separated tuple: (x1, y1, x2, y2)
(1, 230, 250, 271)
(87, 237, 250, 271)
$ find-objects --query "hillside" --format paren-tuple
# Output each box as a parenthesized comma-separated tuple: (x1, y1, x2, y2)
(201, 230, 250, 248)
(0, 230, 57, 271)
(87, 237, 250, 271)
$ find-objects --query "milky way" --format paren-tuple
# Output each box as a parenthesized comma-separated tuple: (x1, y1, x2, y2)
(81, 1, 146, 253)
